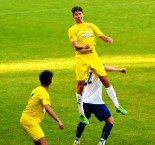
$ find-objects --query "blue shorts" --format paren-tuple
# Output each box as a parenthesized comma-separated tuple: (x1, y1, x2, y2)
(83, 103, 111, 122)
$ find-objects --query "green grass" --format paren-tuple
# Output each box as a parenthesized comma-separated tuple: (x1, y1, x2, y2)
(0, 0, 155, 145)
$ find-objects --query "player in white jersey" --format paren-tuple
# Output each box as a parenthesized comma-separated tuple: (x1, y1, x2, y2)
(73, 65, 127, 145)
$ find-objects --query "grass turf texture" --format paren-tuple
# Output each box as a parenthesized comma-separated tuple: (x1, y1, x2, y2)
(0, 0, 155, 145)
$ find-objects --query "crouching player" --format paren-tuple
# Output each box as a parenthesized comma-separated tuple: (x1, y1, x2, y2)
(20, 70, 64, 145)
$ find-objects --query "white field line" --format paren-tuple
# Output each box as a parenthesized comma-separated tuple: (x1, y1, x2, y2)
(0, 1, 154, 16)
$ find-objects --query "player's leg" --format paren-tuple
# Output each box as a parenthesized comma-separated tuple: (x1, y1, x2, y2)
(99, 116, 114, 145)
(75, 56, 90, 125)
(90, 53, 122, 110)
(76, 80, 85, 114)
(93, 62, 125, 110)
(34, 137, 48, 145)
(77, 80, 85, 95)
(93, 104, 113, 145)
(34, 141, 39, 145)
(76, 80, 89, 124)
(99, 75, 119, 107)
(73, 103, 92, 145)
(99, 76, 127, 115)
(105, 116, 114, 124)
(21, 123, 46, 145)
(91, 54, 125, 117)
(99, 75, 111, 88)
(73, 122, 86, 145)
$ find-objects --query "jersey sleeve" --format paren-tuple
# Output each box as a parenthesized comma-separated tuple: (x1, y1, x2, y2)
(68, 27, 77, 42)
(91, 23, 104, 37)
(41, 91, 51, 106)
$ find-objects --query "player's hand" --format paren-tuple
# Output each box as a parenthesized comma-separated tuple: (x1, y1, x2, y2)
(107, 37, 113, 44)
(120, 68, 127, 73)
(83, 44, 90, 49)
(58, 120, 64, 129)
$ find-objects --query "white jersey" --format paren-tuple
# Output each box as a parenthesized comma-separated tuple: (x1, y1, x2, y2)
(83, 70, 105, 104)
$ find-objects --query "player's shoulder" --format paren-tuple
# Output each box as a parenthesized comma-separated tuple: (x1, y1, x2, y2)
(84, 22, 98, 30)
(34, 86, 42, 90)
(68, 24, 77, 31)
(85, 22, 95, 27)
(33, 86, 46, 94)
(38, 86, 50, 97)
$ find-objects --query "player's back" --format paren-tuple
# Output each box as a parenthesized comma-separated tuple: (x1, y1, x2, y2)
(20, 86, 50, 125)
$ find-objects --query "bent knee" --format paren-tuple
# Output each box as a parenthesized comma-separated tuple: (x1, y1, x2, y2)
(105, 116, 114, 124)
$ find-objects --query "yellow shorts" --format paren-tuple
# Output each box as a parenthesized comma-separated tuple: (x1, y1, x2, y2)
(20, 122, 45, 141)
(75, 53, 107, 81)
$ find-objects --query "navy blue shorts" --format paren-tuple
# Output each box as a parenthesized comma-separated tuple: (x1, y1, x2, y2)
(83, 103, 111, 122)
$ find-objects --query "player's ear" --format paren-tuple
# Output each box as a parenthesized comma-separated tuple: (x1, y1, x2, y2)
(82, 13, 84, 18)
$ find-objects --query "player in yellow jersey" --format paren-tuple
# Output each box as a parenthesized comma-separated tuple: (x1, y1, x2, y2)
(68, 6, 127, 125)
(20, 70, 64, 145)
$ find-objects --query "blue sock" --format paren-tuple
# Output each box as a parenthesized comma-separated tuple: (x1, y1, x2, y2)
(101, 123, 113, 140)
(76, 122, 86, 139)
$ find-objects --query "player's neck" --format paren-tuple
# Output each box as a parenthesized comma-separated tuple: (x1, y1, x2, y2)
(41, 85, 49, 91)
(76, 20, 84, 24)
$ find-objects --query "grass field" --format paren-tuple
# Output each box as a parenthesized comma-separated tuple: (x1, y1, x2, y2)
(0, 0, 155, 145)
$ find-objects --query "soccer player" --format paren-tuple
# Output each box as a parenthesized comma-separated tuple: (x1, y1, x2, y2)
(68, 6, 127, 125)
(73, 65, 127, 145)
(20, 70, 64, 145)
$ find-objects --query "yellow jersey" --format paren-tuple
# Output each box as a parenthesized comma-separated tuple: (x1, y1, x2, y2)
(20, 86, 51, 125)
(68, 22, 104, 55)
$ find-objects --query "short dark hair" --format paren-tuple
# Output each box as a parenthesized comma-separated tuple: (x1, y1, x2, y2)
(39, 70, 53, 86)
(71, 6, 83, 15)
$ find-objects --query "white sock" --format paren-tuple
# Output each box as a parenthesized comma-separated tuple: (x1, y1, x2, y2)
(75, 137, 80, 143)
(100, 138, 106, 145)
(105, 86, 120, 108)
(76, 93, 84, 114)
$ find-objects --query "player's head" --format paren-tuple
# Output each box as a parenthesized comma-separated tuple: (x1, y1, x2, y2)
(39, 70, 53, 86)
(71, 6, 83, 15)
(71, 6, 84, 24)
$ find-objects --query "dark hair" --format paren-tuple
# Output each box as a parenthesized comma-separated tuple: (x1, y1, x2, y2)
(39, 70, 53, 86)
(71, 6, 83, 15)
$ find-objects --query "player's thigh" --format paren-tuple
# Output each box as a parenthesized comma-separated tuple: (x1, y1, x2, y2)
(90, 55, 107, 77)
(21, 123, 45, 142)
(83, 103, 94, 119)
(93, 104, 111, 122)
(34, 137, 48, 145)
(75, 56, 90, 81)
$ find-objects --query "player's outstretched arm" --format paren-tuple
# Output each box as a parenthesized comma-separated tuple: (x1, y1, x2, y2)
(99, 35, 113, 44)
(104, 66, 127, 73)
(44, 104, 64, 129)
